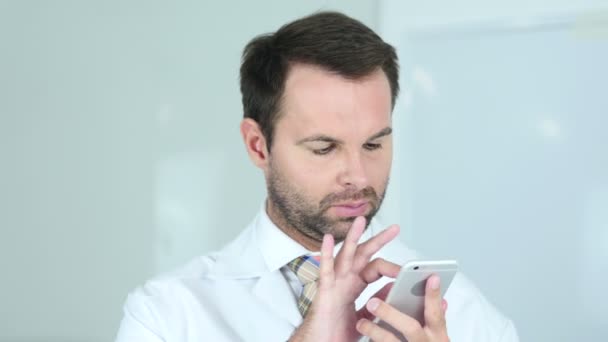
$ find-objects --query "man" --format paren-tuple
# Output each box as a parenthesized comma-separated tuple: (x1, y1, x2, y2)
(116, 12, 519, 341)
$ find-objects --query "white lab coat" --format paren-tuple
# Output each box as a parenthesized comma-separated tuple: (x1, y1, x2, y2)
(116, 208, 519, 341)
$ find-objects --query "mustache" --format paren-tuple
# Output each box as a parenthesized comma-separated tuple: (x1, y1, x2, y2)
(319, 187, 378, 210)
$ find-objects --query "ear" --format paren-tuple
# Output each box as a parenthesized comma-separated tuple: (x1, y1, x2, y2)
(240, 118, 270, 170)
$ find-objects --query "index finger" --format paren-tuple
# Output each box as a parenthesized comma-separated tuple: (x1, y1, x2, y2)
(333, 216, 366, 274)
(353, 224, 400, 269)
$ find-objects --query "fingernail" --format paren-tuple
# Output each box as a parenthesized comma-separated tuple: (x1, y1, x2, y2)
(429, 275, 440, 290)
(367, 297, 380, 312)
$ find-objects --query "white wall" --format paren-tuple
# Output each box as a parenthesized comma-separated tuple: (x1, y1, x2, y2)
(380, 0, 608, 32)
(0, 2, 378, 341)
(379, 1, 608, 341)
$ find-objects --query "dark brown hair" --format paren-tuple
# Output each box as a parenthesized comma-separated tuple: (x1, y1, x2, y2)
(240, 11, 399, 150)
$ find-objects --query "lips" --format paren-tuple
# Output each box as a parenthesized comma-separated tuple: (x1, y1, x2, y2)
(330, 201, 369, 217)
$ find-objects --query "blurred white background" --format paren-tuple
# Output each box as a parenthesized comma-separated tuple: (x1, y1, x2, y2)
(1, 1, 606, 341)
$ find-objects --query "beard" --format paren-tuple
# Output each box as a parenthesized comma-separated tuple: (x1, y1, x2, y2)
(266, 160, 388, 243)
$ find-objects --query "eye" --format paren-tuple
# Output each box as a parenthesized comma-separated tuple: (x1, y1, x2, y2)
(312, 144, 335, 155)
(364, 142, 382, 151)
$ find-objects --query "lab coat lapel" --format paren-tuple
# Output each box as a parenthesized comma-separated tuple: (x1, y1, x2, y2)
(210, 216, 303, 328)
(253, 269, 303, 327)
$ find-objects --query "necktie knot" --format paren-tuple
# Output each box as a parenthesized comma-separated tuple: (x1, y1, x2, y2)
(287, 255, 320, 317)
(287, 255, 320, 284)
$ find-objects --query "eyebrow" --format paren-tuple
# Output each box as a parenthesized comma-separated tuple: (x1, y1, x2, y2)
(296, 127, 393, 145)
(367, 127, 392, 141)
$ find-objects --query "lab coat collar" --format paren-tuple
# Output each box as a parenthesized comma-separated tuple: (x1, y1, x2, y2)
(206, 202, 396, 328)
(207, 203, 308, 326)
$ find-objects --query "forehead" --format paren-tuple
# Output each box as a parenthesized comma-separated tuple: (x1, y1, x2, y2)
(277, 64, 392, 140)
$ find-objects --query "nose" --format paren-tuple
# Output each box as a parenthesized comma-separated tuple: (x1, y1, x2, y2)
(337, 151, 369, 190)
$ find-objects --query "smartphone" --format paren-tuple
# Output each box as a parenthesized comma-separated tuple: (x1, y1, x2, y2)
(363, 260, 458, 342)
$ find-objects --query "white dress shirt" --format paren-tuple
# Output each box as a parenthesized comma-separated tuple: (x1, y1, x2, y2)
(115, 205, 519, 341)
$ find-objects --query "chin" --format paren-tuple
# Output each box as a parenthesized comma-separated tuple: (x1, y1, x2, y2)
(327, 218, 359, 240)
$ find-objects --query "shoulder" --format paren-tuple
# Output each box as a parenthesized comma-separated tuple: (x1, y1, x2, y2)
(121, 219, 260, 315)
(143, 253, 216, 288)
(116, 254, 221, 341)
(119, 220, 260, 321)
(122, 253, 218, 311)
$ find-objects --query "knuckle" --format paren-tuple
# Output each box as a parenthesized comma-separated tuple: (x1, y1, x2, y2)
(369, 257, 384, 268)
(424, 306, 440, 321)
(319, 268, 333, 278)
(399, 318, 422, 336)
(370, 256, 381, 263)
(375, 327, 396, 341)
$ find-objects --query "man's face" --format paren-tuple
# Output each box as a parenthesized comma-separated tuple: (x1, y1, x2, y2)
(266, 64, 393, 244)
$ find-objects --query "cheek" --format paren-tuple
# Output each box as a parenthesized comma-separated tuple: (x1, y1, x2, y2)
(275, 150, 333, 194)
(365, 150, 392, 186)
(289, 165, 316, 184)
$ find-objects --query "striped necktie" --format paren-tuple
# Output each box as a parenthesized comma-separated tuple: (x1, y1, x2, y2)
(287, 255, 320, 317)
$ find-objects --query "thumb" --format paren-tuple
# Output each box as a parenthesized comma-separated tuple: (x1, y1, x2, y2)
(356, 282, 394, 320)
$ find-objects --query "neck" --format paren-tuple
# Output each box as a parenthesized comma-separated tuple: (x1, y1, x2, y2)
(265, 199, 323, 252)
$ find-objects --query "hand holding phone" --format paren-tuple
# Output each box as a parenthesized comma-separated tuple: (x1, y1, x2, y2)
(361, 259, 458, 342)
